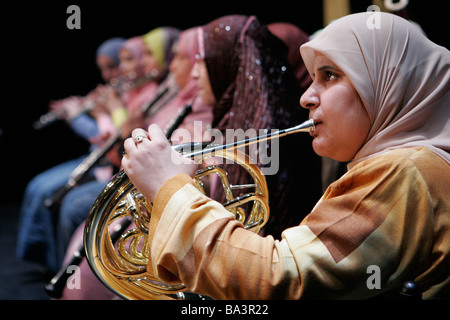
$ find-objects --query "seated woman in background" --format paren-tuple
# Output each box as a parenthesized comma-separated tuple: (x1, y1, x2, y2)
(55, 29, 179, 269)
(57, 27, 213, 300)
(16, 37, 125, 274)
(191, 15, 322, 240)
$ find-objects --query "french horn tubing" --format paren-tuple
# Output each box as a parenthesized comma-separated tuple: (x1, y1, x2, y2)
(84, 119, 315, 300)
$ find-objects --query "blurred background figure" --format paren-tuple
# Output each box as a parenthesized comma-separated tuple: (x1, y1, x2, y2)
(16, 37, 125, 274)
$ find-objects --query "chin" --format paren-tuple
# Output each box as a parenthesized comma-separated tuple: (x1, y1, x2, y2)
(312, 140, 327, 158)
(313, 136, 350, 161)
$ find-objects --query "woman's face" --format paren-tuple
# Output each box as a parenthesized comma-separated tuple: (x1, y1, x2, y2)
(96, 55, 120, 83)
(169, 49, 192, 90)
(118, 47, 141, 79)
(141, 45, 162, 77)
(191, 58, 217, 106)
(300, 53, 371, 162)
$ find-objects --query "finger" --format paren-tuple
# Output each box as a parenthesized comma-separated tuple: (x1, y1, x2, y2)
(132, 128, 150, 144)
(131, 128, 148, 139)
(147, 124, 169, 142)
(123, 137, 138, 154)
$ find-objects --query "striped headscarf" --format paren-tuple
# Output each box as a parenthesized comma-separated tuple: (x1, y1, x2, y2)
(143, 27, 180, 73)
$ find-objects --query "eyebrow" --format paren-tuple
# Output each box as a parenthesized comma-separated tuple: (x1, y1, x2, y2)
(312, 65, 341, 77)
(318, 65, 340, 72)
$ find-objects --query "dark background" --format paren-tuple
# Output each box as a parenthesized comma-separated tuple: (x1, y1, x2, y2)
(1, 0, 447, 205)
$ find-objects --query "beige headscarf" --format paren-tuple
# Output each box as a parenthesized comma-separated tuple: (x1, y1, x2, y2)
(300, 12, 450, 167)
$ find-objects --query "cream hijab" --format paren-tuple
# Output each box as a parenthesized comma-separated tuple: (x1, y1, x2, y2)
(300, 12, 450, 167)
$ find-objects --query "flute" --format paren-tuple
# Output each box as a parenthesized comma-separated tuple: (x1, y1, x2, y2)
(32, 99, 95, 130)
(33, 71, 159, 130)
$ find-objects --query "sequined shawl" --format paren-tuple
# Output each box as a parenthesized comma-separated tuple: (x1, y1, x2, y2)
(200, 15, 322, 238)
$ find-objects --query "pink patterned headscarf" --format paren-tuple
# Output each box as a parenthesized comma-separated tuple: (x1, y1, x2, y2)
(174, 27, 199, 97)
(178, 27, 199, 65)
(300, 12, 450, 167)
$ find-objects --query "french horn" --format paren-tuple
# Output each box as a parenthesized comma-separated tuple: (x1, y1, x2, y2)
(84, 119, 315, 300)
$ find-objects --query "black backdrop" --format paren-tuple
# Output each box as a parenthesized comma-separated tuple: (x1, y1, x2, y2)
(1, 0, 446, 204)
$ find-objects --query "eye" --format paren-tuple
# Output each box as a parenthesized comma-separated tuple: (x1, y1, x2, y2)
(325, 71, 337, 81)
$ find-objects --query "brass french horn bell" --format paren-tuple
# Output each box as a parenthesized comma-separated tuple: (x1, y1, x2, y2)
(84, 119, 315, 300)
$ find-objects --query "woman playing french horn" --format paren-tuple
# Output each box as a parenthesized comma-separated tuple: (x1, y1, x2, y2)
(122, 13, 449, 299)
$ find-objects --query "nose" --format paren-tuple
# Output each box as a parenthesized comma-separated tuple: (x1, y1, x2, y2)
(191, 61, 200, 80)
(118, 62, 128, 76)
(300, 86, 319, 110)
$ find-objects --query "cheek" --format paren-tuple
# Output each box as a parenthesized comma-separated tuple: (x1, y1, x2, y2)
(336, 109, 370, 159)
(178, 64, 192, 86)
(340, 88, 370, 139)
(120, 63, 132, 75)
(111, 68, 120, 79)
(315, 85, 370, 161)
(201, 87, 216, 106)
(143, 56, 159, 72)
(351, 110, 371, 148)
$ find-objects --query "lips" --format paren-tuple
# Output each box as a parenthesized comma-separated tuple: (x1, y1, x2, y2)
(310, 120, 322, 137)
